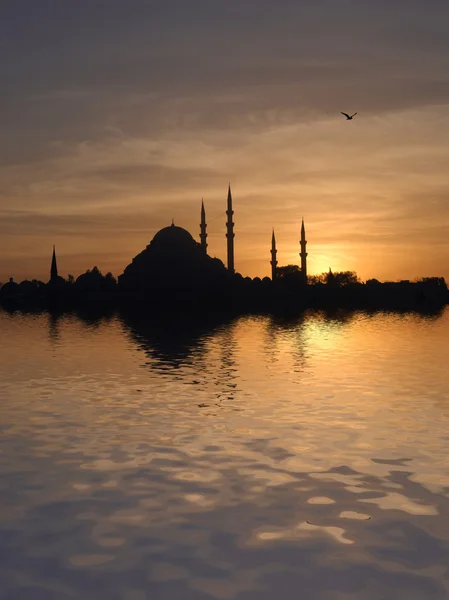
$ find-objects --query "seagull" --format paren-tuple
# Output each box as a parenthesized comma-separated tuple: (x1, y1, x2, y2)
(341, 112, 357, 120)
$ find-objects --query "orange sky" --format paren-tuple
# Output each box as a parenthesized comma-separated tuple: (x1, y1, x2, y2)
(1, 1, 449, 284)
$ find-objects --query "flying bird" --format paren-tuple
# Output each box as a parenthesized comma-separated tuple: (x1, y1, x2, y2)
(341, 112, 357, 120)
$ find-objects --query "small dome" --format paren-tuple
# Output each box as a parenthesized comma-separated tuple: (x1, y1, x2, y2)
(151, 224, 196, 249)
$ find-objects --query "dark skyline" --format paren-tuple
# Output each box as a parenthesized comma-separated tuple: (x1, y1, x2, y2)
(1, 1, 449, 282)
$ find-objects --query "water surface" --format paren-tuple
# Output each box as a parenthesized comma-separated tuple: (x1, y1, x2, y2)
(1, 308, 449, 599)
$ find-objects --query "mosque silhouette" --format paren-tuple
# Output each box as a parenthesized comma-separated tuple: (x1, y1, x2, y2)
(2, 184, 446, 312)
(52, 184, 308, 293)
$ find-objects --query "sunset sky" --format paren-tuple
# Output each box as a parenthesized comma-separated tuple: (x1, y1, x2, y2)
(1, 0, 449, 283)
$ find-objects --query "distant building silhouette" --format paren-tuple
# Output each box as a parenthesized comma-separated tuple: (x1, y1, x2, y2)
(200, 199, 207, 253)
(226, 184, 235, 274)
(300, 218, 307, 284)
(50, 245, 58, 281)
(271, 229, 277, 281)
(48, 245, 65, 286)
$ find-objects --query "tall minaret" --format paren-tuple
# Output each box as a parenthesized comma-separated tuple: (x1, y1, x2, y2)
(50, 245, 58, 282)
(226, 184, 235, 274)
(270, 229, 277, 281)
(200, 199, 207, 253)
(300, 218, 307, 284)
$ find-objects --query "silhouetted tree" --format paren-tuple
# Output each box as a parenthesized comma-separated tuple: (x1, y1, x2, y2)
(277, 265, 300, 278)
(75, 266, 117, 295)
(0, 277, 19, 299)
(308, 273, 326, 285)
(333, 271, 360, 286)
(319, 270, 360, 287)
(104, 272, 117, 290)
(417, 277, 447, 288)
(277, 265, 304, 288)
(19, 280, 40, 294)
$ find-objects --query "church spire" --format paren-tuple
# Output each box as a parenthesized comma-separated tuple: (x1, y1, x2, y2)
(50, 245, 58, 282)
(226, 184, 235, 274)
(300, 218, 307, 284)
(270, 229, 277, 281)
(200, 199, 207, 253)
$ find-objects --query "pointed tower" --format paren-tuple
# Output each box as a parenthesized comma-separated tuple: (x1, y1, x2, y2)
(50, 245, 58, 282)
(200, 199, 207, 253)
(300, 218, 307, 284)
(226, 184, 235, 274)
(270, 229, 277, 281)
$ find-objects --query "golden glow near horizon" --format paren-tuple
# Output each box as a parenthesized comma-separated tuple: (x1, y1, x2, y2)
(1, 3, 449, 283)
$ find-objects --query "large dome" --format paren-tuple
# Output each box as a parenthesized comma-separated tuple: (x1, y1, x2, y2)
(119, 221, 230, 298)
(151, 224, 196, 249)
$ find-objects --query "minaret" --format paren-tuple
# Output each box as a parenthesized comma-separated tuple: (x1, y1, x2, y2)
(50, 245, 58, 282)
(226, 184, 235, 274)
(300, 218, 307, 284)
(270, 229, 277, 281)
(200, 199, 207, 253)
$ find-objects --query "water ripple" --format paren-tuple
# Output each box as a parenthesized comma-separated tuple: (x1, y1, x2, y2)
(1, 309, 449, 599)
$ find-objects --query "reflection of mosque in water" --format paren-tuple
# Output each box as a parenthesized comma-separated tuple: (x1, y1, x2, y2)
(121, 311, 241, 406)
(121, 312, 345, 408)
(121, 313, 221, 367)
